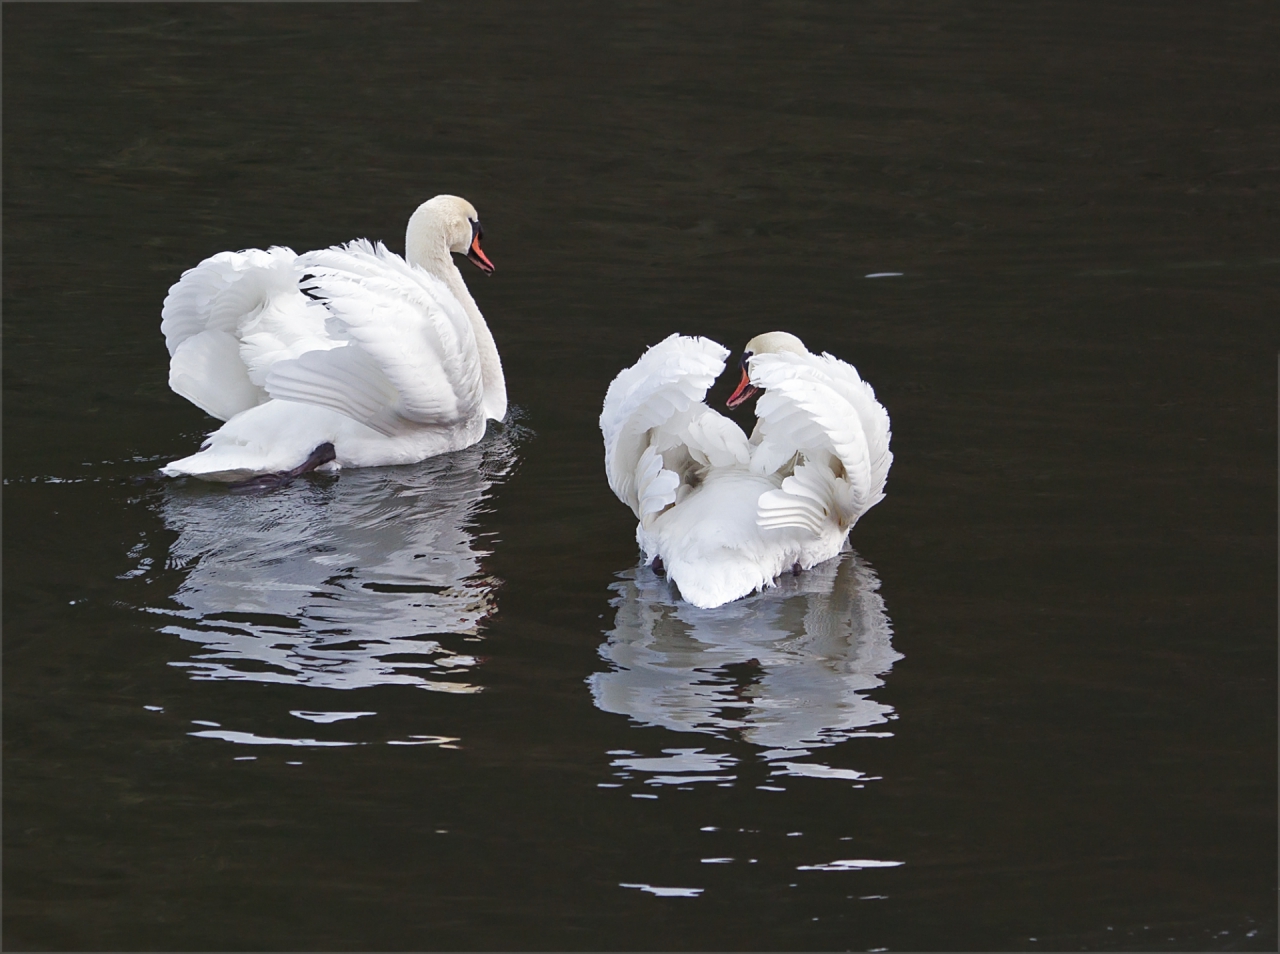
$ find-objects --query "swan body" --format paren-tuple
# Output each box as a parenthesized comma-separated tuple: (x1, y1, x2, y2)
(600, 333, 892, 609)
(160, 195, 506, 481)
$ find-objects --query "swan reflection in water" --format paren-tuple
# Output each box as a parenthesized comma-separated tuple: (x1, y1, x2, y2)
(152, 428, 518, 692)
(589, 550, 901, 786)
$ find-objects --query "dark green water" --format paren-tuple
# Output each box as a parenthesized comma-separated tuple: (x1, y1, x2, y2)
(4, 3, 1276, 950)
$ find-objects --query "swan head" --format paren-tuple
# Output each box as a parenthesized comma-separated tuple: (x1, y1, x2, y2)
(405, 194, 494, 274)
(726, 331, 809, 408)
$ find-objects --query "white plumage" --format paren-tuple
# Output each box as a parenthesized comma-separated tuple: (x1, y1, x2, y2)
(160, 195, 506, 482)
(600, 332, 892, 609)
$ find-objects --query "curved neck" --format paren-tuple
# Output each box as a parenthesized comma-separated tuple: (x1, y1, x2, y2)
(410, 246, 508, 422)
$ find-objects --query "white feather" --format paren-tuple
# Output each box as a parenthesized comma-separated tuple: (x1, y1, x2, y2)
(600, 334, 746, 518)
(160, 196, 505, 481)
(601, 334, 892, 609)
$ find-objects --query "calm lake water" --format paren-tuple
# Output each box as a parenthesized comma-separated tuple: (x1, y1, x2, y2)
(4, 3, 1276, 950)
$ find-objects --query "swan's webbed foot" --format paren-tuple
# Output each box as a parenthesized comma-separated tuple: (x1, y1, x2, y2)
(651, 556, 665, 576)
(228, 442, 337, 494)
(791, 562, 803, 576)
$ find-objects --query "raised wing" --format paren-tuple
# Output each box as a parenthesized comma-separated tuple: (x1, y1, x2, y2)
(601, 334, 750, 519)
(161, 246, 335, 421)
(266, 240, 484, 437)
(749, 351, 892, 534)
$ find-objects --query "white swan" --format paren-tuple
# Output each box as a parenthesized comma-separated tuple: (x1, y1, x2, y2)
(160, 195, 506, 483)
(600, 332, 892, 609)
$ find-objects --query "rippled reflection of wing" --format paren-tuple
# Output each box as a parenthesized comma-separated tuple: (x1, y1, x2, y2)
(153, 428, 518, 691)
(588, 551, 900, 751)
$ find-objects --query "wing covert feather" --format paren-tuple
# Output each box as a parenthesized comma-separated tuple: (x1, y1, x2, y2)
(292, 240, 484, 431)
(264, 345, 404, 436)
(750, 351, 893, 530)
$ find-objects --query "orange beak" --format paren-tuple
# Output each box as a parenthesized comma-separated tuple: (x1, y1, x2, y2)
(466, 227, 495, 274)
(726, 367, 759, 408)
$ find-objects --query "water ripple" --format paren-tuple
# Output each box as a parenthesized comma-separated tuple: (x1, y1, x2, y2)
(146, 428, 520, 692)
(590, 551, 901, 785)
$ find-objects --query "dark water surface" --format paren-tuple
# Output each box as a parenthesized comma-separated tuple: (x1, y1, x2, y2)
(4, 3, 1276, 950)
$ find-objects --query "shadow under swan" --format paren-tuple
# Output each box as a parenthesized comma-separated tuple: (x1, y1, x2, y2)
(153, 428, 519, 692)
(589, 550, 901, 785)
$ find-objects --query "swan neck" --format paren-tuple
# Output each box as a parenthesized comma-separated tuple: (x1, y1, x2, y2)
(413, 248, 508, 422)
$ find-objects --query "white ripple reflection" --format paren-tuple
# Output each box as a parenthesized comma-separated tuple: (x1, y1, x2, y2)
(151, 429, 518, 691)
(589, 550, 900, 782)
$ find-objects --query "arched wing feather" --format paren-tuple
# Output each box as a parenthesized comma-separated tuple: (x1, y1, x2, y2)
(272, 240, 483, 434)
(160, 246, 310, 420)
(810, 351, 893, 498)
(169, 330, 263, 423)
(600, 334, 749, 518)
(750, 352, 893, 531)
(161, 248, 296, 355)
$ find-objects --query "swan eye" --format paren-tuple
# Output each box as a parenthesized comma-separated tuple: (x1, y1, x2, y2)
(739, 351, 752, 370)
(469, 218, 483, 241)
